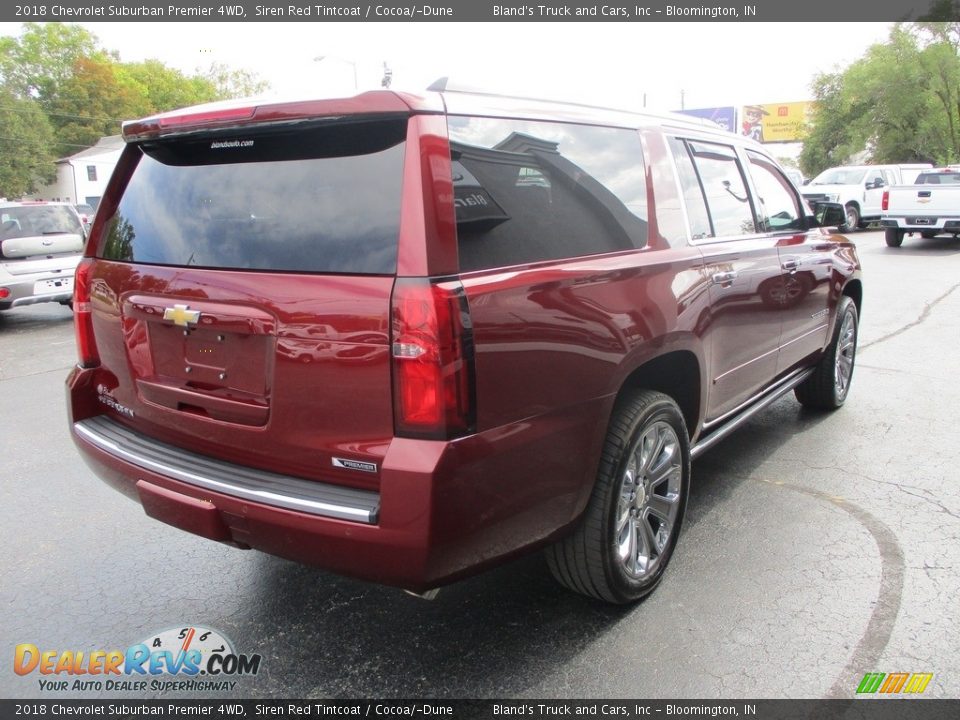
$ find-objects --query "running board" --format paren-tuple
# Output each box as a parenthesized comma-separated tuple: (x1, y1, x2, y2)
(690, 368, 815, 460)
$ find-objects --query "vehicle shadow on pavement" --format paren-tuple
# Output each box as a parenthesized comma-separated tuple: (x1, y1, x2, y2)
(684, 397, 832, 533)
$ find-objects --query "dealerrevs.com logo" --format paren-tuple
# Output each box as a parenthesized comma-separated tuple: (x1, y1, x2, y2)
(14, 626, 261, 693)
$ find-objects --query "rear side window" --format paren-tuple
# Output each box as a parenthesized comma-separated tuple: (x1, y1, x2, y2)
(447, 117, 649, 272)
(685, 141, 757, 239)
(98, 119, 407, 274)
(667, 137, 713, 240)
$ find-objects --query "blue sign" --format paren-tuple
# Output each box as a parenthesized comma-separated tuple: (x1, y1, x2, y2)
(674, 107, 737, 133)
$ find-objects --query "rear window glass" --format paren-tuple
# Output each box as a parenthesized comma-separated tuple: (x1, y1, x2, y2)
(1, 205, 84, 240)
(447, 117, 649, 272)
(916, 172, 960, 184)
(98, 119, 407, 274)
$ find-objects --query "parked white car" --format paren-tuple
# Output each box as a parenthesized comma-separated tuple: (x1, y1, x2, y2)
(0, 201, 85, 312)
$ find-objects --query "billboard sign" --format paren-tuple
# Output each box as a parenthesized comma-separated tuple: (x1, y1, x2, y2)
(741, 102, 812, 143)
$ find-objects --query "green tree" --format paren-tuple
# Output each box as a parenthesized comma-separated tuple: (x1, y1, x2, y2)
(801, 23, 960, 176)
(0, 86, 56, 197)
(0, 21, 271, 197)
(0, 23, 105, 107)
(119, 60, 221, 116)
(47, 56, 142, 156)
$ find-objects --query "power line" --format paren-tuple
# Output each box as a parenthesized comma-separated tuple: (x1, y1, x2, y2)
(0, 103, 125, 124)
(0, 136, 106, 150)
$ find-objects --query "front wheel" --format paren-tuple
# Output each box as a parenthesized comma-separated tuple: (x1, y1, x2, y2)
(842, 204, 860, 232)
(885, 228, 904, 247)
(546, 390, 690, 603)
(795, 296, 858, 409)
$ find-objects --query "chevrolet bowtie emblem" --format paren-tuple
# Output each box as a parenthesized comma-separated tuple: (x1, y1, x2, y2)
(163, 304, 201, 328)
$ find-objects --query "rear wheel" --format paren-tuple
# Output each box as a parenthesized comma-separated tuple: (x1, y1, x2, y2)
(885, 228, 904, 247)
(795, 296, 858, 409)
(546, 390, 690, 603)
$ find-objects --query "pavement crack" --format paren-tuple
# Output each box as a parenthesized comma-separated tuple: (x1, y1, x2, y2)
(794, 463, 960, 519)
(860, 281, 960, 352)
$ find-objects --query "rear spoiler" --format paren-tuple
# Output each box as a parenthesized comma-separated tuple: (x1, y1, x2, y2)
(122, 91, 443, 142)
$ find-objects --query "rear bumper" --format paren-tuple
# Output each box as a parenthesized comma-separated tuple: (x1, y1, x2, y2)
(67, 366, 608, 590)
(0, 272, 74, 310)
(880, 217, 960, 232)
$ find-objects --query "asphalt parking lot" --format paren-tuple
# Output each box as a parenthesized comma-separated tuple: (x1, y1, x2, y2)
(2, 230, 959, 700)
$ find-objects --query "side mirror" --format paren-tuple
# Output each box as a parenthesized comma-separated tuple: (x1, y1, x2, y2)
(811, 201, 846, 228)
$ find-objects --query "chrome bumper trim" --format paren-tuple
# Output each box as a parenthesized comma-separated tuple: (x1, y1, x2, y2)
(75, 415, 380, 524)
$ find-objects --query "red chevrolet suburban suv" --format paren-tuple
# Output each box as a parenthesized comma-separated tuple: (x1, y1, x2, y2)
(67, 88, 860, 604)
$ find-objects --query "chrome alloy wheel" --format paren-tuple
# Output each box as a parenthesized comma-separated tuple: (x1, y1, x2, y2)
(834, 309, 857, 398)
(616, 420, 683, 579)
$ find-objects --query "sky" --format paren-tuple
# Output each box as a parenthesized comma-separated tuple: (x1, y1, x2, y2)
(0, 21, 895, 113)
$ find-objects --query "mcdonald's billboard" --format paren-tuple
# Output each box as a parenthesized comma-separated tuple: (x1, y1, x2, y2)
(741, 102, 813, 143)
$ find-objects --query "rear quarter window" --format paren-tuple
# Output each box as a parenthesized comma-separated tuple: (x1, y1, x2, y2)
(98, 119, 407, 274)
(447, 117, 649, 272)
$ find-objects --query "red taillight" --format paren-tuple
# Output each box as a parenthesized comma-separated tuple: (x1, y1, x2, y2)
(882, 190, 889, 211)
(73, 258, 100, 368)
(391, 278, 475, 439)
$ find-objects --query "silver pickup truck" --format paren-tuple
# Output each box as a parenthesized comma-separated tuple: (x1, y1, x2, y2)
(880, 168, 960, 247)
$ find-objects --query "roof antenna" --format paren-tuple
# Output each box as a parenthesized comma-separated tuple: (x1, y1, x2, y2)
(427, 77, 448, 92)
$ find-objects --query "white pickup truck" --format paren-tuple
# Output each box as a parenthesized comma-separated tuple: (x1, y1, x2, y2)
(879, 168, 960, 247)
(802, 164, 932, 231)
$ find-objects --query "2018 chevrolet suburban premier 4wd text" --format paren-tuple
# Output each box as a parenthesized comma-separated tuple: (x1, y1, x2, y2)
(66, 89, 861, 604)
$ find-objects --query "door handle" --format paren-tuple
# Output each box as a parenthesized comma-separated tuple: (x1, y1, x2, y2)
(711, 271, 738, 285)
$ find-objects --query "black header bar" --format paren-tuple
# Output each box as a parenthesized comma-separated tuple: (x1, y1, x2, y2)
(1, 0, 957, 23)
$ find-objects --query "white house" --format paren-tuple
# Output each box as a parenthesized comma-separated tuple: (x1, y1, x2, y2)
(28, 135, 124, 209)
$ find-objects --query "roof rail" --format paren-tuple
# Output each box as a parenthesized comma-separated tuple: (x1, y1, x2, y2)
(426, 77, 722, 130)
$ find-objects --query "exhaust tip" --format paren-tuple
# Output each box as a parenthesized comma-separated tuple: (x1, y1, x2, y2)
(403, 588, 440, 601)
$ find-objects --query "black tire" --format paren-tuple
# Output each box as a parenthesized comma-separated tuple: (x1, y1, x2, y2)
(546, 390, 690, 603)
(885, 228, 904, 247)
(795, 296, 858, 410)
(842, 204, 860, 232)
(920, 230, 937, 239)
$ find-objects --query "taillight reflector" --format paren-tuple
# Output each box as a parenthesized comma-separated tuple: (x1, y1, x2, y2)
(73, 258, 100, 368)
(882, 190, 889, 211)
(391, 278, 475, 439)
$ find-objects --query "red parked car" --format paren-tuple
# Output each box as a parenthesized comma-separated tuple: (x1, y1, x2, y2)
(67, 89, 859, 603)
